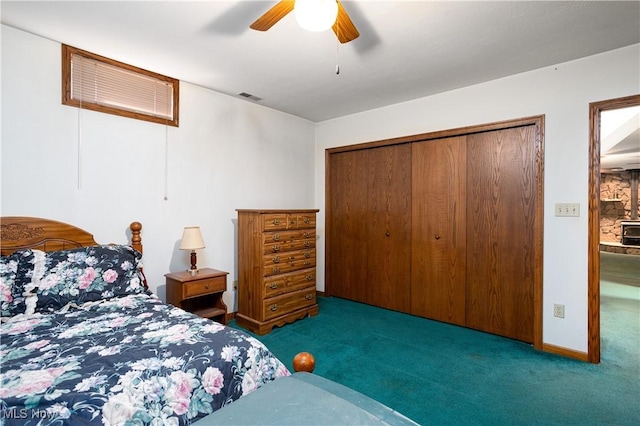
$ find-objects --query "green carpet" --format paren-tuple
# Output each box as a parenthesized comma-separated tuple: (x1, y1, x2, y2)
(600, 251, 640, 377)
(231, 253, 639, 425)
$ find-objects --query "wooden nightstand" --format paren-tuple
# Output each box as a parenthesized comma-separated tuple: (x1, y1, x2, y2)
(165, 268, 229, 324)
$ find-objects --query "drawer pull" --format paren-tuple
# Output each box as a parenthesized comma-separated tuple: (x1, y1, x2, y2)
(273, 234, 280, 241)
(273, 267, 280, 274)
(304, 252, 311, 258)
(303, 217, 310, 224)
(273, 245, 280, 252)
(305, 294, 313, 300)
(205, 285, 210, 290)
(304, 241, 311, 247)
(304, 260, 311, 267)
(273, 218, 280, 225)
(273, 256, 280, 264)
(270, 283, 278, 289)
(303, 232, 310, 238)
(270, 304, 278, 311)
(306, 274, 313, 281)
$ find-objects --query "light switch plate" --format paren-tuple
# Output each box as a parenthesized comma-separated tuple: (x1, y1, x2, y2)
(555, 203, 580, 217)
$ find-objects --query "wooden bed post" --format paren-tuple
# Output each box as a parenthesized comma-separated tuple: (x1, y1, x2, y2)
(130, 222, 143, 254)
(129, 221, 148, 289)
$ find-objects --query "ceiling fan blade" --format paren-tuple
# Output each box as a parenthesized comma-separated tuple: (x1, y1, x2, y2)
(250, 0, 295, 31)
(332, 1, 359, 43)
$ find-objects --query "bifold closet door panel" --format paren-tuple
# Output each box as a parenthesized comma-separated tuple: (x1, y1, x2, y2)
(326, 144, 412, 311)
(466, 126, 537, 343)
(326, 150, 369, 303)
(366, 144, 412, 312)
(411, 136, 467, 325)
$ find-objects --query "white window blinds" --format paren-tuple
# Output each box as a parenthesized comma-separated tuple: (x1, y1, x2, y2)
(63, 45, 179, 127)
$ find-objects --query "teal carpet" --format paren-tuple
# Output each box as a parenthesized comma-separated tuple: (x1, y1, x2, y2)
(231, 253, 639, 425)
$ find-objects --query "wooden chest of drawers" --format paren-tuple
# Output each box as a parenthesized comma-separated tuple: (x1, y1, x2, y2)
(236, 209, 319, 335)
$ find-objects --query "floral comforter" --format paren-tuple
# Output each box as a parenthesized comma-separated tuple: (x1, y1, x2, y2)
(0, 293, 290, 425)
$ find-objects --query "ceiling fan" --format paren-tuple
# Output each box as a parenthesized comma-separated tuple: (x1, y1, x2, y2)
(250, 0, 360, 44)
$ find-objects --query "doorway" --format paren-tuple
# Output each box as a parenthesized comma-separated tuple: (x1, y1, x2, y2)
(588, 94, 640, 363)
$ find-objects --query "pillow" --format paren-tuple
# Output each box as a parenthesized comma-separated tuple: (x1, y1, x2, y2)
(31, 245, 146, 313)
(0, 249, 38, 317)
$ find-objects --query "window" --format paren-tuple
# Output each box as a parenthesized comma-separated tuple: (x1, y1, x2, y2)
(62, 44, 179, 127)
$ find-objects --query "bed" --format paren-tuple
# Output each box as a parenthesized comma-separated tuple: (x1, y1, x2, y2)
(1, 216, 420, 426)
(0, 217, 290, 425)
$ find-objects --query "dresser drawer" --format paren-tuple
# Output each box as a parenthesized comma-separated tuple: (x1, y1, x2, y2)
(262, 288, 316, 321)
(263, 230, 316, 253)
(296, 213, 316, 229)
(281, 214, 316, 230)
(263, 268, 316, 298)
(183, 275, 226, 298)
(262, 213, 288, 231)
(263, 249, 316, 276)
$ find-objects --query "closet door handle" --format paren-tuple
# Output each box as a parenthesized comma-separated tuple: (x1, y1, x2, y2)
(435, 235, 440, 240)
(385, 230, 390, 237)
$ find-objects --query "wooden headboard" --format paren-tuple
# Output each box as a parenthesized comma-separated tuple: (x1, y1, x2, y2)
(0, 217, 142, 256)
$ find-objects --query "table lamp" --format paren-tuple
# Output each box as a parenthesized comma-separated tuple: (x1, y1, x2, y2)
(180, 226, 205, 275)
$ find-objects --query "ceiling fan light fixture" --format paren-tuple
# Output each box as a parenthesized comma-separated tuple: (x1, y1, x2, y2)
(294, 0, 338, 32)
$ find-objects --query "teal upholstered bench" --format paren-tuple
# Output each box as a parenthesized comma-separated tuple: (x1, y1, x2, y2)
(195, 372, 418, 425)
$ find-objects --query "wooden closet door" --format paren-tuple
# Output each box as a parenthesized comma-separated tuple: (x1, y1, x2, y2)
(326, 144, 412, 312)
(326, 150, 369, 303)
(466, 126, 537, 343)
(366, 144, 412, 312)
(411, 136, 467, 325)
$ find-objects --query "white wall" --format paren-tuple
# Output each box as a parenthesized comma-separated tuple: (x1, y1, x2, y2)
(314, 44, 640, 354)
(1, 25, 316, 310)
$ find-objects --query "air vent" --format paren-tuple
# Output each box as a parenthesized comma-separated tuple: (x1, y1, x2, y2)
(238, 92, 262, 101)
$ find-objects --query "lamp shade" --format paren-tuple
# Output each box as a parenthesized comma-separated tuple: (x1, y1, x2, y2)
(179, 226, 205, 250)
(294, 0, 338, 32)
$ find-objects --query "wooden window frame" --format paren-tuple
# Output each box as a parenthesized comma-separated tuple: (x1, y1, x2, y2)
(62, 44, 179, 127)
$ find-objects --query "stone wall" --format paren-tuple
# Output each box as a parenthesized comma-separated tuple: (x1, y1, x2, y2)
(600, 171, 639, 243)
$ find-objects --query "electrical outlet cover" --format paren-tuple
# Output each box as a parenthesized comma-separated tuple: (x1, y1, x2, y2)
(553, 304, 565, 318)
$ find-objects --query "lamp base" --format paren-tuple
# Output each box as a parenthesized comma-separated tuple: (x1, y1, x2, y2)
(189, 250, 198, 272)
(189, 268, 199, 276)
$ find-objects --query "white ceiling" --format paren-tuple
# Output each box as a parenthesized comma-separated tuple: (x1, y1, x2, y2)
(1, 0, 639, 168)
(601, 107, 640, 172)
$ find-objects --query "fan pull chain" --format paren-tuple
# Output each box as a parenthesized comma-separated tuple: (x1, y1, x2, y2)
(336, 41, 340, 75)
